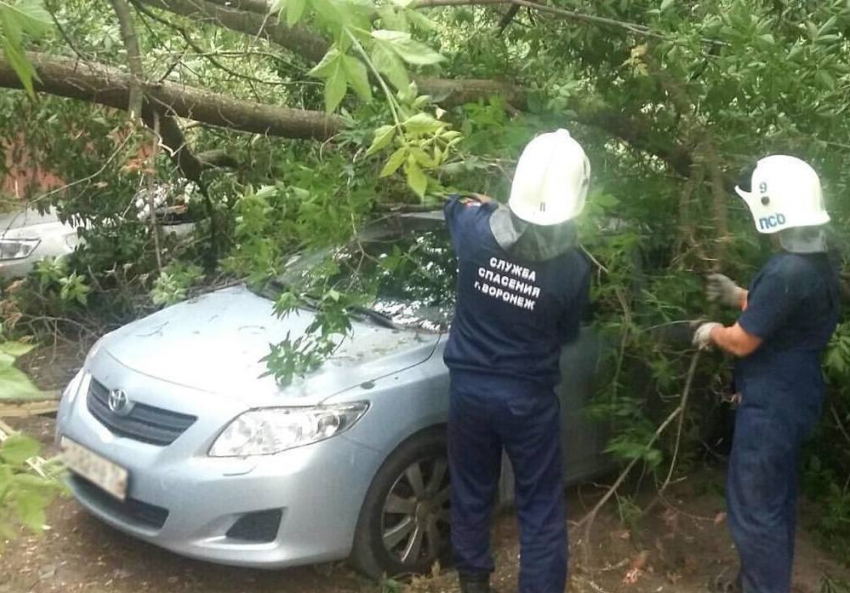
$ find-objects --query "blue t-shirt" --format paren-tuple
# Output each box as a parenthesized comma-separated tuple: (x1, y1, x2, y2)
(735, 252, 840, 426)
(442, 196, 591, 388)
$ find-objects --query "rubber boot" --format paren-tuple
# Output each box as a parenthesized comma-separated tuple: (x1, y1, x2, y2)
(459, 573, 490, 593)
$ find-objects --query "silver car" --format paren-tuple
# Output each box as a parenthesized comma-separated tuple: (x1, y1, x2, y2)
(0, 207, 79, 278)
(0, 193, 197, 279)
(56, 212, 609, 578)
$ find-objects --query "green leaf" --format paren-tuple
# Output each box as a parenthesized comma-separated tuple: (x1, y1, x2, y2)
(341, 55, 371, 101)
(405, 156, 427, 198)
(0, 0, 52, 35)
(308, 49, 348, 112)
(816, 70, 835, 90)
(380, 147, 407, 177)
(0, 34, 37, 95)
(0, 465, 12, 500)
(285, 0, 307, 26)
(406, 9, 437, 31)
(408, 145, 435, 168)
(14, 490, 47, 532)
(818, 15, 837, 36)
(366, 125, 396, 156)
(0, 0, 52, 98)
(659, 0, 674, 11)
(402, 112, 441, 135)
(0, 434, 40, 465)
(377, 5, 407, 31)
(371, 43, 409, 89)
(372, 29, 444, 65)
(324, 61, 347, 111)
(308, 48, 342, 78)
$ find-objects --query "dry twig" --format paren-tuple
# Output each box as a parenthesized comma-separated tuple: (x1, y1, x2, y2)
(574, 351, 701, 566)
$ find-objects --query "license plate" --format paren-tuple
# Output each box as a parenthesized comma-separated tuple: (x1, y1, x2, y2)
(61, 437, 128, 501)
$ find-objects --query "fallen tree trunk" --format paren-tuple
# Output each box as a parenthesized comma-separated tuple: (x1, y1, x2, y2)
(137, 0, 695, 177)
(0, 52, 343, 140)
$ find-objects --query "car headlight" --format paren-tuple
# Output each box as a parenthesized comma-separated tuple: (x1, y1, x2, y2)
(209, 402, 370, 457)
(62, 370, 87, 406)
(0, 238, 40, 260)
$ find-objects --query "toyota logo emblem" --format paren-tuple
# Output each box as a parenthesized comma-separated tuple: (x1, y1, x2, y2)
(107, 389, 133, 416)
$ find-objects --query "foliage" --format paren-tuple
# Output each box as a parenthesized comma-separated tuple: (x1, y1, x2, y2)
(262, 288, 355, 385)
(0, 0, 51, 95)
(150, 262, 203, 306)
(0, 434, 62, 542)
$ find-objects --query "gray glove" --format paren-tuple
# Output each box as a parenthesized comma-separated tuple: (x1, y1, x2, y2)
(693, 322, 722, 350)
(706, 274, 744, 308)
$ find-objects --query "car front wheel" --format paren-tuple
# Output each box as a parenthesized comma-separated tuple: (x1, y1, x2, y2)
(350, 429, 451, 579)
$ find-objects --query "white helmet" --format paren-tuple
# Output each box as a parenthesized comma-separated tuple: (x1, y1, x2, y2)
(734, 155, 829, 234)
(508, 129, 591, 226)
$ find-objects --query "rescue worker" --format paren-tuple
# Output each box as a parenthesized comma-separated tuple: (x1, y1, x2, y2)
(443, 129, 592, 593)
(692, 155, 840, 593)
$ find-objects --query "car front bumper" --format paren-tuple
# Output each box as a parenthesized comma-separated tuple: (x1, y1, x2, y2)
(57, 368, 381, 569)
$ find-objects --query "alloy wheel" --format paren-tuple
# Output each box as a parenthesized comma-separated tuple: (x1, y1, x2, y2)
(380, 455, 451, 566)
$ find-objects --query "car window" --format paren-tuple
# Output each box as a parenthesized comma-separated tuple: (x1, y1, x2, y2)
(278, 216, 457, 331)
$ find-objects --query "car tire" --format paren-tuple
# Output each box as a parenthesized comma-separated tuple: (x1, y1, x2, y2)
(350, 428, 451, 579)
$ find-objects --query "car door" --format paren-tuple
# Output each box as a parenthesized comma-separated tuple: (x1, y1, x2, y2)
(556, 326, 611, 484)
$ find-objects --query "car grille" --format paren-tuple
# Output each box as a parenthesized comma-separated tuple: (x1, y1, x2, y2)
(70, 474, 169, 530)
(87, 379, 197, 446)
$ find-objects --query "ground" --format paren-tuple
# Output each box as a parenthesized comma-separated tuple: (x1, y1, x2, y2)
(2, 345, 849, 593)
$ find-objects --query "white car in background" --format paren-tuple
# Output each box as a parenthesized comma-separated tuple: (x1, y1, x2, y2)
(0, 194, 197, 279)
(0, 207, 79, 278)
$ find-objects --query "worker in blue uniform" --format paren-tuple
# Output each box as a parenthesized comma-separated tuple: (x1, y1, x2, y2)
(443, 129, 592, 593)
(693, 155, 840, 593)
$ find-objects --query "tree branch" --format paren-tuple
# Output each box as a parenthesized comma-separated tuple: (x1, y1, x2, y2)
(414, 0, 508, 6)
(0, 52, 343, 140)
(137, 0, 699, 177)
(204, 0, 271, 12)
(110, 0, 146, 119)
(139, 0, 330, 63)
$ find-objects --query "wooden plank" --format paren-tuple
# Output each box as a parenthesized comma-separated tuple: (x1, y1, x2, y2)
(0, 390, 62, 403)
(0, 401, 60, 418)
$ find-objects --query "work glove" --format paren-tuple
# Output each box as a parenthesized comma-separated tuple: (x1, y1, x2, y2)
(706, 274, 744, 308)
(692, 322, 723, 350)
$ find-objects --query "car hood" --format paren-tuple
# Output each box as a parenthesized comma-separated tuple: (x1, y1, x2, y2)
(98, 286, 441, 407)
(0, 208, 62, 236)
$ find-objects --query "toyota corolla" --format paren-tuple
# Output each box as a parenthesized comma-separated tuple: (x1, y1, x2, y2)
(55, 211, 609, 577)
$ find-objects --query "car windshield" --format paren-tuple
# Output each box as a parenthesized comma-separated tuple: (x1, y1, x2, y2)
(268, 213, 457, 332)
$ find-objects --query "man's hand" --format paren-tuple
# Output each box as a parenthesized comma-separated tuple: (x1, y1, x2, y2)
(470, 193, 493, 204)
(706, 274, 745, 308)
(693, 322, 723, 350)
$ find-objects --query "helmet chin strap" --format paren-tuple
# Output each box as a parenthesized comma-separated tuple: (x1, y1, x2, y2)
(778, 226, 828, 253)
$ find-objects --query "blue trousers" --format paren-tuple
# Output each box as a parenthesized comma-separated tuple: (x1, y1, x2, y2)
(727, 395, 813, 593)
(447, 373, 567, 593)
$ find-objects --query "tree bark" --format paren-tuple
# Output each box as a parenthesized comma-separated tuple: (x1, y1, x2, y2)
(139, 0, 330, 63)
(110, 0, 146, 119)
(0, 52, 343, 140)
(204, 0, 271, 12)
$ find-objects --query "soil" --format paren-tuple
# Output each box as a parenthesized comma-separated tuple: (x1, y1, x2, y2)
(12, 341, 88, 394)
(2, 346, 849, 593)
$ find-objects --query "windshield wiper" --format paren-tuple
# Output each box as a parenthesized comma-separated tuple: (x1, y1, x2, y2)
(256, 279, 321, 311)
(347, 305, 397, 329)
